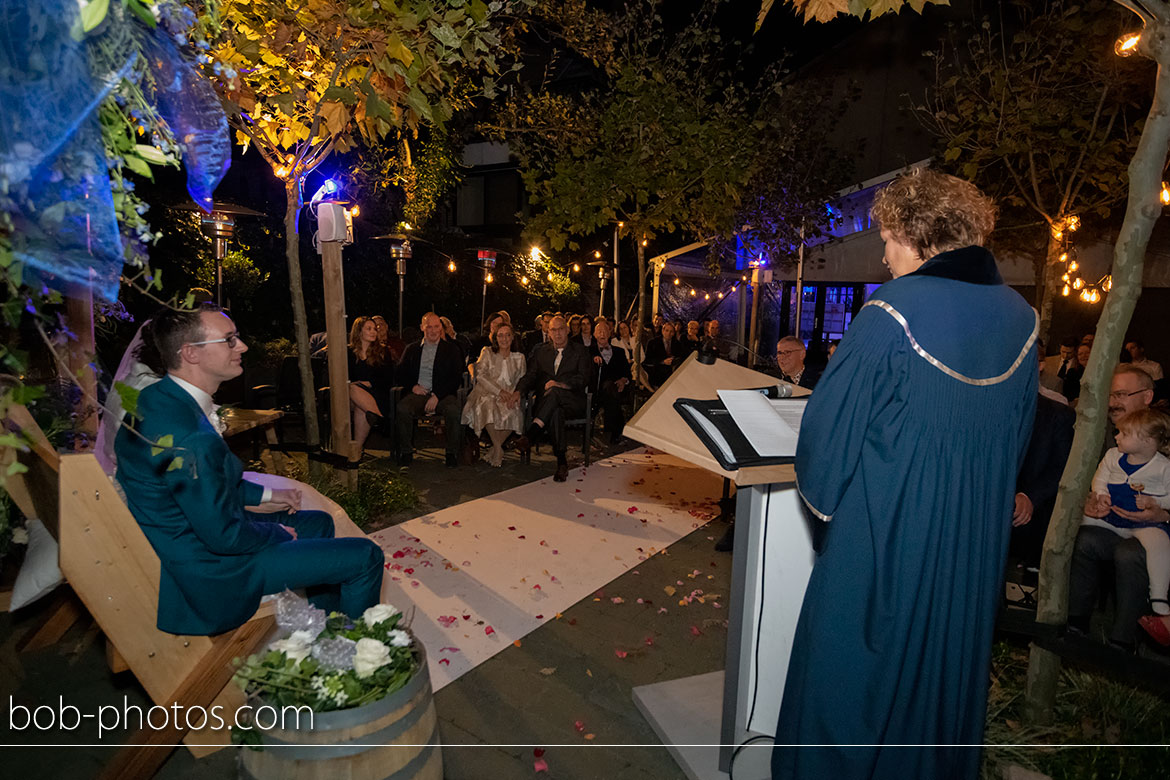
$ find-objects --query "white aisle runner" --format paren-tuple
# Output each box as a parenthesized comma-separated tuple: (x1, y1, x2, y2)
(368, 449, 722, 691)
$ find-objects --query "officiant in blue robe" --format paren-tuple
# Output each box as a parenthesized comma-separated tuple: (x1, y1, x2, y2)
(773, 171, 1037, 780)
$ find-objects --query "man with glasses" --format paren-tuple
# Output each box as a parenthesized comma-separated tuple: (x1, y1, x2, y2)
(115, 305, 384, 636)
(774, 335, 821, 390)
(1068, 364, 1169, 650)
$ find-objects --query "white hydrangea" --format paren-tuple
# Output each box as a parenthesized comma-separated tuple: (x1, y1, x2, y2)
(352, 638, 391, 679)
(362, 603, 401, 626)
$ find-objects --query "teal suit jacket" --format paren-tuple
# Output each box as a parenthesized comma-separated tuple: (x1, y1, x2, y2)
(115, 376, 292, 635)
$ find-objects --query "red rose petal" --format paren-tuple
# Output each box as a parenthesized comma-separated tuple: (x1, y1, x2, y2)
(485, 625, 496, 636)
(534, 748, 546, 758)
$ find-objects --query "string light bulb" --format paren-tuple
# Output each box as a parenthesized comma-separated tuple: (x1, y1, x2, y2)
(1067, 215, 1080, 232)
(594, 250, 601, 259)
(689, 289, 697, 297)
(485, 272, 493, 283)
(1116, 32, 1141, 57)
(573, 263, 580, 272)
(275, 166, 288, 178)
(547, 272, 554, 281)
(1162, 182, 1170, 205)
(447, 261, 456, 272)
(717, 292, 723, 299)
(673, 278, 680, 286)
(1091, 289, 1101, 303)
(349, 205, 360, 218)
(1059, 252, 1068, 263)
(1080, 289, 1091, 302)
(704, 293, 710, 300)
(1062, 284, 1071, 297)
(1061, 273, 1070, 283)
(521, 275, 529, 285)
(1068, 259, 1079, 273)
(1072, 277, 1085, 290)
(641, 239, 648, 247)
(1103, 275, 1113, 292)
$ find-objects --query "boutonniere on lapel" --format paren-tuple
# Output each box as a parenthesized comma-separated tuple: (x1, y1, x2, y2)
(213, 404, 233, 437)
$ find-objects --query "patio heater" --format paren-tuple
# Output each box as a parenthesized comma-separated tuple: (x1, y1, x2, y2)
(179, 202, 263, 308)
(374, 234, 412, 335)
(477, 249, 497, 330)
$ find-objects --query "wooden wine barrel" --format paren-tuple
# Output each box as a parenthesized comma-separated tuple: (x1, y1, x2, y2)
(239, 647, 441, 780)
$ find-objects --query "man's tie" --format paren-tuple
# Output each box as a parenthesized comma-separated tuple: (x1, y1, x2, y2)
(554, 348, 563, 374)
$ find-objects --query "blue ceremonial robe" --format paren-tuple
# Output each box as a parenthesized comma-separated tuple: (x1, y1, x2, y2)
(773, 246, 1037, 779)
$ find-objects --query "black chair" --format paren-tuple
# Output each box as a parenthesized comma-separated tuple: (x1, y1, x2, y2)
(521, 389, 593, 467)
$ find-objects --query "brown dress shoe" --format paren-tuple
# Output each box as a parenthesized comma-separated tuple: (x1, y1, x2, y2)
(513, 435, 531, 463)
(553, 462, 569, 482)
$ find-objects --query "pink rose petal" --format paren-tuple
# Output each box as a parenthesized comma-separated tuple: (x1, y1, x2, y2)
(485, 625, 496, 636)
(438, 615, 456, 628)
(534, 758, 548, 773)
(614, 649, 628, 658)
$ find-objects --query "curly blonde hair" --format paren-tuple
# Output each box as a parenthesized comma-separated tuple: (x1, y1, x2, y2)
(871, 168, 996, 259)
(1117, 408, 1170, 457)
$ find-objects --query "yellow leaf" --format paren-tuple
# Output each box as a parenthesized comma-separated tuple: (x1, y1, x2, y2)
(320, 100, 348, 136)
(386, 34, 414, 67)
(664, 585, 676, 596)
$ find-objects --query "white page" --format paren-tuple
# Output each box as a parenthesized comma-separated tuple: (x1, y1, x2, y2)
(768, 397, 808, 436)
(717, 389, 800, 457)
(679, 404, 736, 464)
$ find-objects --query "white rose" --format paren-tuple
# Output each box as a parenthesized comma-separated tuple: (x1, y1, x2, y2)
(11, 527, 28, 545)
(362, 603, 400, 625)
(269, 630, 315, 663)
(352, 638, 391, 679)
(387, 629, 412, 648)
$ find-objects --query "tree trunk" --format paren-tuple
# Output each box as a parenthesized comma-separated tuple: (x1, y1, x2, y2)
(633, 239, 647, 390)
(65, 286, 97, 449)
(284, 179, 322, 480)
(1025, 40, 1170, 722)
(1036, 228, 1064, 347)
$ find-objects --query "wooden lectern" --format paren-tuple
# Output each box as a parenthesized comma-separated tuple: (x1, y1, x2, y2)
(625, 352, 816, 780)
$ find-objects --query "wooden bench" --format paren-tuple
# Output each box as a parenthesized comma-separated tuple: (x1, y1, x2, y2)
(3, 404, 276, 778)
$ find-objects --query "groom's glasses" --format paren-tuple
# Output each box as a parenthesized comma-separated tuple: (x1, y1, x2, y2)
(181, 332, 241, 352)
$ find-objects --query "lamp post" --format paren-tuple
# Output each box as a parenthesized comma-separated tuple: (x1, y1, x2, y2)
(178, 202, 263, 308)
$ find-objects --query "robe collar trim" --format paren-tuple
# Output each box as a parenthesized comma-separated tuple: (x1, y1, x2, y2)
(908, 245, 1003, 285)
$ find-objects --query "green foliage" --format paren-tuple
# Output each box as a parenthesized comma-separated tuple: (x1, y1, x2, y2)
(917, 1, 1150, 227)
(287, 462, 419, 531)
(982, 642, 1169, 779)
(247, 337, 297, 371)
(232, 605, 420, 716)
(196, 249, 269, 302)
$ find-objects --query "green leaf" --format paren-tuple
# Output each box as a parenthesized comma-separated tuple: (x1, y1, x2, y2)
(150, 433, 174, 458)
(10, 384, 45, 405)
(323, 86, 358, 106)
(134, 144, 168, 166)
(167, 457, 184, 472)
(124, 153, 154, 179)
(273, 93, 295, 117)
(6, 461, 28, 477)
(79, 0, 110, 34)
(124, 0, 156, 28)
(114, 381, 141, 419)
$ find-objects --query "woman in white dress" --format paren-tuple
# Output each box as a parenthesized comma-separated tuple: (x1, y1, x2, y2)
(461, 323, 526, 466)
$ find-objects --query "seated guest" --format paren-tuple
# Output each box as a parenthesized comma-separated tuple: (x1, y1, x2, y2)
(510, 316, 589, 482)
(774, 336, 821, 390)
(348, 316, 394, 455)
(683, 320, 702, 354)
(396, 312, 465, 468)
(575, 314, 596, 350)
(1065, 342, 1091, 403)
(1041, 336, 1078, 394)
(372, 315, 405, 363)
(612, 320, 634, 353)
(568, 314, 583, 341)
(1068, 365, 1162, 650)
(645, 321, 686, 387)
(703, 319, 729, 360)
(471, 311, 510, 359)
(463, 323, 526, 467)
(1126, 338, 1163, 381)
(591, 320, 631, 444)
(439, 315, 472, 364)
(115, 305, 383, 635)
(526, 312, 553, 357)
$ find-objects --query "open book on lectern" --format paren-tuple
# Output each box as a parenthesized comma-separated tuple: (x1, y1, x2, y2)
(673, 385, 809, 471)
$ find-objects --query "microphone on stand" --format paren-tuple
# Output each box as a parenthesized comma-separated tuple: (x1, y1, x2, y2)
(695, 338, 795, 396)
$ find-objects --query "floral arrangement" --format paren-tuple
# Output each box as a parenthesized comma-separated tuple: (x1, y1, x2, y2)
(233, 592, 420, 714)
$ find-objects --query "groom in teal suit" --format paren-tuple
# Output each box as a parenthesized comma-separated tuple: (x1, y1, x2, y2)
(115, 305, 384, 635)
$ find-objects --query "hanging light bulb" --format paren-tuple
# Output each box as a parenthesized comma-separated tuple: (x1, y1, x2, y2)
(547, 272, 554, 281)
(1162, 182, 1170, 205)
(673, 278, 680, 286)
(689, 289, 697, 297)
(521, 275, 529, 285)
(704, 293, 710, 300)
(1061, 273, 1070, 283)
(1067, 215, 1080, 232)
(1072, 277, 1085, 290)
(1115, 32, 1141, 57)
(1080, 289, 1091, 302)
(594, 250, 602, 259)
(1091, 289, 1101, 303)
(573, 263, 580, 272)
(1059, 252, 1068, 263)
(1062, 284, 1071, 297)
(1068, 259, 1079, 273)
(717, 291, 724, 299)
(641, 239, 648, 247)
(349, 205, 360, 218)
(1103, 275, 1113, 292)
(447, 261, 456, 272)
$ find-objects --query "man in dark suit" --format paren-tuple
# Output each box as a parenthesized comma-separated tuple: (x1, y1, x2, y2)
(115, 306, 384, 635)
(1009, 393, 1076, 567)
(396, 312, 466, 467)
(774, 336, 821, 390)
(590, 320, 631, 444)
(512, 315, 590, 481)
(644, 321, 686, 387)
